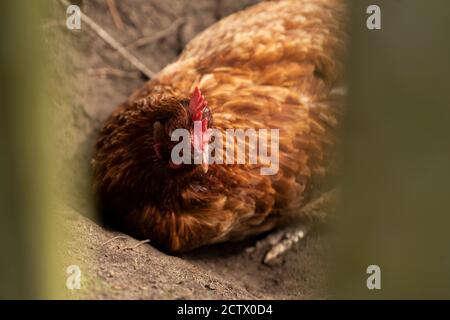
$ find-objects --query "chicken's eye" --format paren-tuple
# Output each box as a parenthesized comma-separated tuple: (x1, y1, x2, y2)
(202, 107, 213, 128)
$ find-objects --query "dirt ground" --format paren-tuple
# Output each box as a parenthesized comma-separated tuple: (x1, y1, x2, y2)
(46, 0, 329, 299)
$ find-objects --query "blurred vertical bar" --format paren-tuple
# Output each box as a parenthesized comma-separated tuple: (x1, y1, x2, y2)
(332, 1, 450, 298)
(0, 1, 57, 299)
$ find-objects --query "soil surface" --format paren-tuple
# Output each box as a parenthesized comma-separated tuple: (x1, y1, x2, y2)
(46, 0, 328, 299)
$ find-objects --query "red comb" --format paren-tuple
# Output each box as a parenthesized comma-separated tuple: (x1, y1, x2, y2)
(189, 86, 207, 122)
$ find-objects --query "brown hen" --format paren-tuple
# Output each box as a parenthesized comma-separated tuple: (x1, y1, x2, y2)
(92, 0, 347, 253)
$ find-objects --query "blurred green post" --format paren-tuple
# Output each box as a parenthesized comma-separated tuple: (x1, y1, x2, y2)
(332, 0, 450, 298)
(0, 1, 59, 299)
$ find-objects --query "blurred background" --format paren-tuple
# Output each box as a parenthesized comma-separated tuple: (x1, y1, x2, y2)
(0, 0, 449, 299)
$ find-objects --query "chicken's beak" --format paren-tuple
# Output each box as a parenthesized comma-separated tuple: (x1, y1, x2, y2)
(201, 151, 209, 174)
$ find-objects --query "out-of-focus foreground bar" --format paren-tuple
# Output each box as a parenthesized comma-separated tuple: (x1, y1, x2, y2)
(332, 0, 450, 298)
(0, 1, 57, 299)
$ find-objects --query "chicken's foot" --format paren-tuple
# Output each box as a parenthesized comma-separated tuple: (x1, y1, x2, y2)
(263, 225, 309, 265)
(259, 189, 338, 265)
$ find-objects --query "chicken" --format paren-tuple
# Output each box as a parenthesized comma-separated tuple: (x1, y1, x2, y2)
(92, 0, 347, 254)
